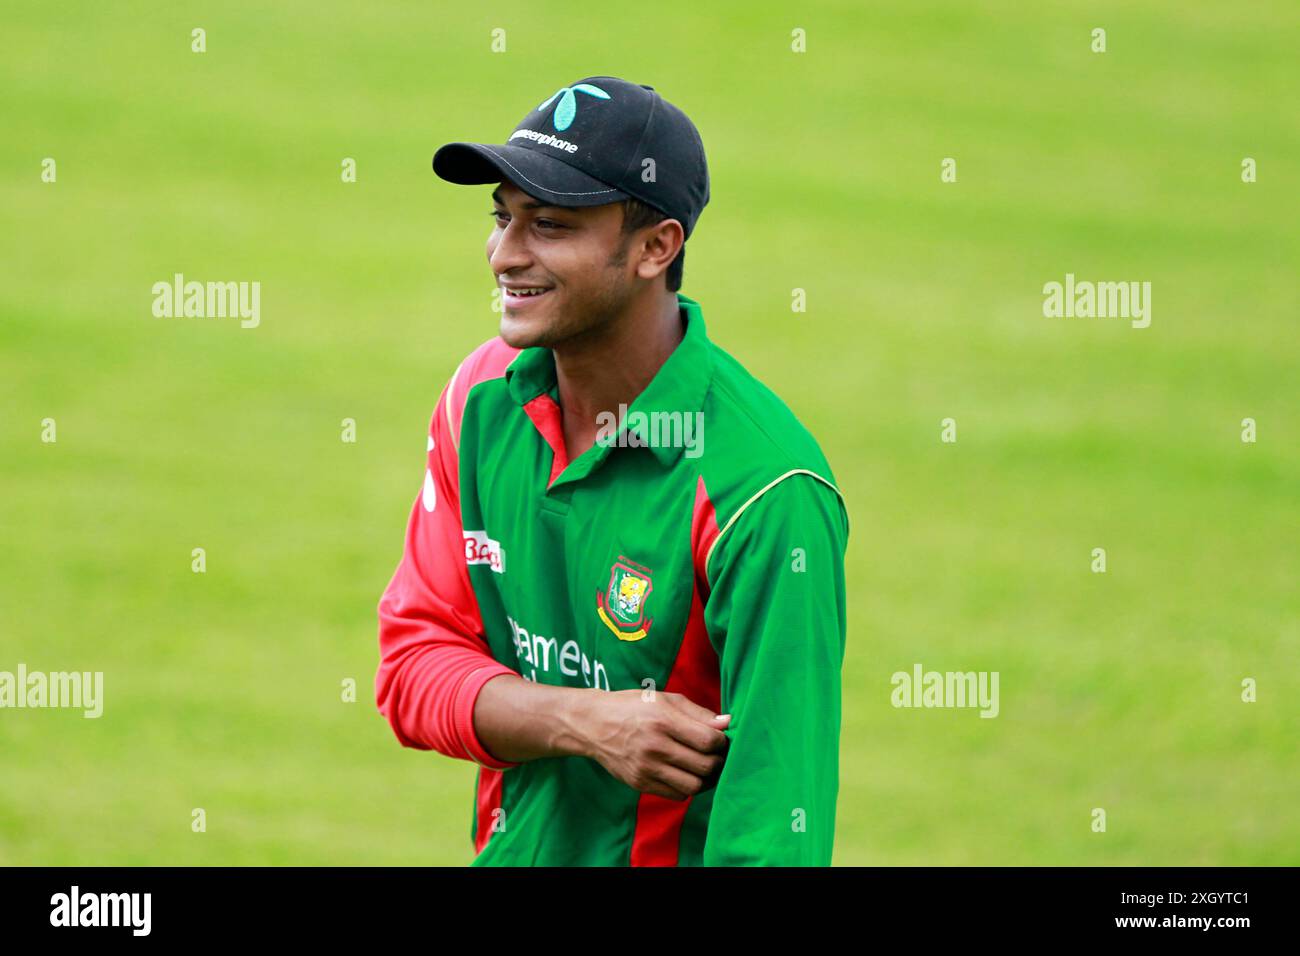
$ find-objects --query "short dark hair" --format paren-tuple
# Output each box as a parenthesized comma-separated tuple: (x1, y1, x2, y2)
(619, 197, 684, 292)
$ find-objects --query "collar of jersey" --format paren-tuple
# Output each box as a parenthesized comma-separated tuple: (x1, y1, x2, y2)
(504, 292, 713, 467)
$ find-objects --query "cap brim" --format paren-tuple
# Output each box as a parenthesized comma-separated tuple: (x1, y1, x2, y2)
(432, 142, 629, 208)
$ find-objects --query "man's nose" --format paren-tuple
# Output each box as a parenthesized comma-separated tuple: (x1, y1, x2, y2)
(488, 220, 532, 275)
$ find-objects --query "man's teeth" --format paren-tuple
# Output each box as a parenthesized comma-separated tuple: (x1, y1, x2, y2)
(510, 288, 549, 296)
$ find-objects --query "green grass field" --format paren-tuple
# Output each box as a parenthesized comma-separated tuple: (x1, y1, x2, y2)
(2, 1, 1296, 865)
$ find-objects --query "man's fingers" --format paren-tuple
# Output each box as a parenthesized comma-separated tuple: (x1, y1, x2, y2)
(663, 713, 729, 755)
(655, 737, 723, 779)
(659, 694, 731, 754)
(646, 762, 707, 802)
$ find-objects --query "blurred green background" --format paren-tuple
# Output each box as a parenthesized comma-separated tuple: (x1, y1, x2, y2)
(1, 1, 1296, 865)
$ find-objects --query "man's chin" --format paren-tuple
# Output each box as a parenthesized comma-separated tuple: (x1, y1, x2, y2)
(498, 314, 551, 350)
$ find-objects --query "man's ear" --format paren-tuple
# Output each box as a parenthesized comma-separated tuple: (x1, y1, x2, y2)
(635, 219, 684, 281)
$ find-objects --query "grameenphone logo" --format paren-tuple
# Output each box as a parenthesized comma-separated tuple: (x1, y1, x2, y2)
(539, 83, 610, 131)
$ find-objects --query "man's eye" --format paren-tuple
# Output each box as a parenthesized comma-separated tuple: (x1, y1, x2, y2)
(488, 212, 563, 231)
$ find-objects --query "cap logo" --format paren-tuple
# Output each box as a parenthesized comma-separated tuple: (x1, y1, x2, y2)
(538, 83, 610, 132)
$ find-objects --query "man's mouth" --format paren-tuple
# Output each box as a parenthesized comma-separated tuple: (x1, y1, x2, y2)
(502, 286, 554, 307)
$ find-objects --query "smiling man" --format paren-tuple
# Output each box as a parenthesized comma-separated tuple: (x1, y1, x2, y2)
(375, 75, 850, 866)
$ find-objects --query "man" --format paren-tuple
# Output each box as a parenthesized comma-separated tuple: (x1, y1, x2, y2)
(375, 75, 849, 866)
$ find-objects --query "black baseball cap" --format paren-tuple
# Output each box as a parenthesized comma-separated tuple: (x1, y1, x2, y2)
(432, 75, 710, 240)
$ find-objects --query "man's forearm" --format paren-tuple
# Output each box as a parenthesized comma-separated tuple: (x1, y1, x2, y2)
(472, 673, 597, 764)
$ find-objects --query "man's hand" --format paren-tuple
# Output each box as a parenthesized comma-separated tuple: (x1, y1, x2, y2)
(471, 676, 729, 798)
(577, 689, 731, 801)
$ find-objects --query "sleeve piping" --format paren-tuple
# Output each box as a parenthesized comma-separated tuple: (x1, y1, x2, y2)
(703, 468, 845, 589)
(445, 357, 464, 454)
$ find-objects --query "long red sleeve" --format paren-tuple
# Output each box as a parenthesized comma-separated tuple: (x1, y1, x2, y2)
(375, 371, 520, 771)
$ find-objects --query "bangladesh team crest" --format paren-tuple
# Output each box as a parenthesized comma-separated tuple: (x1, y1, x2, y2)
(596, 556, 655, 641)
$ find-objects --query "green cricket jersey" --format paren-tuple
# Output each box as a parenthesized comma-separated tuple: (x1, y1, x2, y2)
(376, 292, 849, 865)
